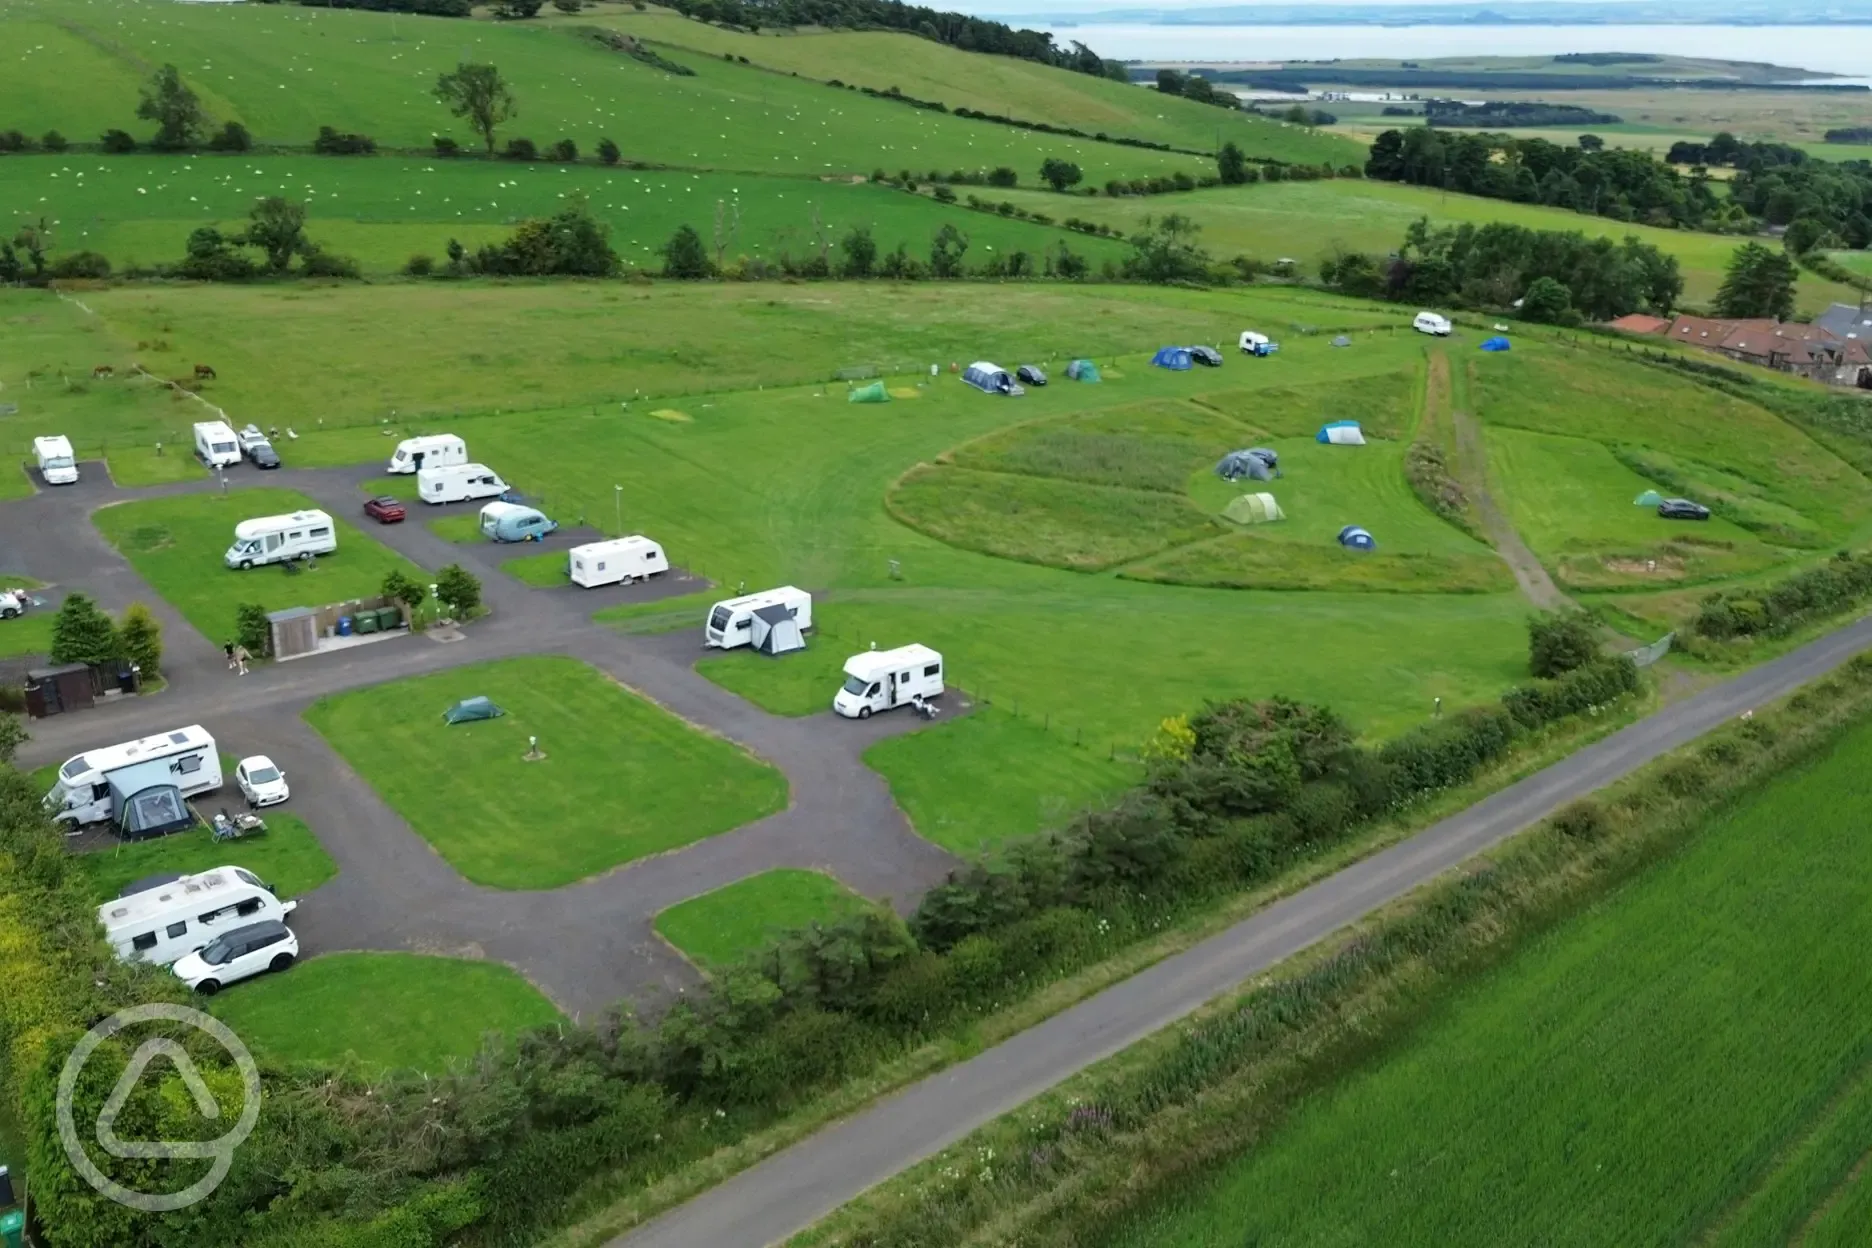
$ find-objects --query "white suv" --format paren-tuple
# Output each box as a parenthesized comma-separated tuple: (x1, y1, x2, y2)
(172, 919, 298, 995)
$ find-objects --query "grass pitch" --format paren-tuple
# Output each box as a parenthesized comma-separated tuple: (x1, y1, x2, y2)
(303, 656, 788, 889)
(654, 868, 871, 969)
(73, 812, 336, 904)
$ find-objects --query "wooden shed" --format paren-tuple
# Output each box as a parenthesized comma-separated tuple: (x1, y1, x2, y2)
(24, 662, 95, 718)
(268, 607, 320, 661)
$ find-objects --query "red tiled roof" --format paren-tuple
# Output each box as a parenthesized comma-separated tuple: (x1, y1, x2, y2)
(1608, 313, 1670, 335)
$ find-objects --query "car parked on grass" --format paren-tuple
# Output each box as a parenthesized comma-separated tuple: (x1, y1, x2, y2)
(1189, 345, 1224, 367)
(172, 918, 298, 995)
(1658, 498, 1711, 521)
(364, 495, 407, 524)
(1016, 364, 1048, 387)
(235, 755, 290, 808)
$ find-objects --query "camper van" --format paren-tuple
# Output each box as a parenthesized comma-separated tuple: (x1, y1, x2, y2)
(194, 420, 242, 468)
(418, 463, 508, 505)
(833, 645, 944, 719)
(387, 434, 468, 475)
(479, 501, 558, 543)
(569, 536, 668, 588)
(33, 435, 78, 485)
(704, 587, 813, 649)
(1413, 311, 1453, 337)
(225, 510, 337, 569)
(44, 725, 222, 829)
(97, 866, 295, 966)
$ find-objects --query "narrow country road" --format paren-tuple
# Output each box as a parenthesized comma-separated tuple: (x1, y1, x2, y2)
(616, 612, 1872, 1248)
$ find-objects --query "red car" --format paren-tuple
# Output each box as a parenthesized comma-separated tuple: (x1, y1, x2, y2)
(363, 496, 407, 524)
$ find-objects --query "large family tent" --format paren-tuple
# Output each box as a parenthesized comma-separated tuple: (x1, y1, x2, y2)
(1480, 336, 1512, 352)
(751, 603, 806, 656)
(1224, 493, 1286, 525)
(116, 784, 194, 842)
(962, 362, 1022, 395)
(444, 696, 505, 724)
(1633, 489, 1664, 506)
(1151, 346, 1194, 371)
(848, 380, 890, 403)
(1065, 359, 1102, 382)
(1216, 448, 1280, 482)
(1317, 420, 1366, 446)
(1338, 525, 1377, 551)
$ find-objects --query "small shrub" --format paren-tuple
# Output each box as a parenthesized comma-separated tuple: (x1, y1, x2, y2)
(300, 249, 361, 279)
(49, 251, 110, 279)
(597, 137, 620, 165)
(41, 130, 68, 153)
(503, 136, 538, 161)
(0, 130, 31, 153)
(404, 253, 436, 277)
(312, 125, 375, 155)
(1528, 611, 1601, 678)
(549, 138, 577, 162)
(1550, 798, 1606, 840)
(207, 120, 253, 152)
(433, 135, 462, 157)
(101, 128, 137, 153)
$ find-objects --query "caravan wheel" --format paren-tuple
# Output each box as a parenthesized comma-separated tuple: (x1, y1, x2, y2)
(238, 559, 253, 571)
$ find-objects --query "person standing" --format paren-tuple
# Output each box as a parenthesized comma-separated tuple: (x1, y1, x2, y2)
(233, 644, 250, 676)
(224, 640, 236, 671)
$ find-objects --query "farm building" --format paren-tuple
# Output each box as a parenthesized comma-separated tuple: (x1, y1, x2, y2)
(1629, 310, 1872, 388)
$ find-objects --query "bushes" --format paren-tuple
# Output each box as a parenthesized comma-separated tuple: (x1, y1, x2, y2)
(1695, 550, 1872, 640)
(312, 125, 375, 155)
(503, 136, 538, 161)
(208, 121, 253, 152)
(100, 128, 136, 153)
(433, 135, 461, 157)
(1528, 610, 1601, 677)
(1404, 439, 1469, 529)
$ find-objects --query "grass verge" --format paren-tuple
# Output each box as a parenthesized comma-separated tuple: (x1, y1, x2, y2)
(655, 870, 872, 971)
(71, 812, 335, 903)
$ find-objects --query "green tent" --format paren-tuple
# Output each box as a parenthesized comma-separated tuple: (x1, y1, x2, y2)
(1633, 489, 1664, 506)
(1066, 359, 1101, 382)
(848, 380, 890, 404)
(444, 696, 504, 724)
(1224, 492, 1286, 525)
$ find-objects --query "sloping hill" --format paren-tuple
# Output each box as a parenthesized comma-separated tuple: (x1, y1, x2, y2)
(555, 6, 1362, 167)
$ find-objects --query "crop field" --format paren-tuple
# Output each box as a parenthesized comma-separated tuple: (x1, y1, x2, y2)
(0, 0, 1206, 184)
(302, 656, 789, 889)
(1103, 711, 1872, 1248)
(982, 179, 1860, 313)
(208, 951, 563, 1073)
(92, 487, 430, 647)
(654, 868, 871, 969)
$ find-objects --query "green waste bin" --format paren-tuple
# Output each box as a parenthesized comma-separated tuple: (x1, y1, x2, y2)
(354, 612, 380, 636)
(375, 606, 402, 632)
(2, 1207, 24, 1248)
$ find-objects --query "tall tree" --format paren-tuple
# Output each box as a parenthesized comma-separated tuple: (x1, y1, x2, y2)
(117, 602, 163, 680)
(660, 225, 710, 278)
(1713, 241, 1797, 320)
(49, 593, 119, 666)
(1124, 214, 1209, 284)
(1217, 141, 1249, 186)
(137, 65, 209, 150)
(929, 223, 969, 278)
(1039, 157, 1082, 193)
(434, 63, 516, 155)
(240, 197, 309, 273)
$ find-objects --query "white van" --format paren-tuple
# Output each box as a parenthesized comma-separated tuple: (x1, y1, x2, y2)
(44, 725, 222, 828)
(833, 644, 943, 719)
(569, 536, 668, 588)
(33, 435, 78, 485)
(704, 586, 812, 649)
(225, 509, 337, 569)
(387, 434, 467, 475)
(193, 420, 242, 468)
(1413, 311, 1453, 337)
(418, 463, 508, 505)
(98, 866, 296, 966)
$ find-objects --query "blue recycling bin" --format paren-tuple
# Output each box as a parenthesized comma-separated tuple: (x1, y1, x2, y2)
(337, 615, 354, 637)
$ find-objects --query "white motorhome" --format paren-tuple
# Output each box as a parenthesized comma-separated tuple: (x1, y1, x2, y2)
(418, 463, 508, 505)
(704, 586, 812, 649)
(44, 725, 222, 829)
(33, 435, 78, 485)
(1413, 311, 1453, 337)
(98, 866, 296, 966)
(225, 509, 337, 569)
(833, 644, 943, 719)
(387, 434, 468, 475)
(569, 536, 668, 589)
(194, 420, 242, 468)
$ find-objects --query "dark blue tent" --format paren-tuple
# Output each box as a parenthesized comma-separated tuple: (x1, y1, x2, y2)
(1480, 336, 1511, 352)
(1338, 525, 1376, 551)
(962, 361, 1020, 395)
(1151, 346, 1193, 371)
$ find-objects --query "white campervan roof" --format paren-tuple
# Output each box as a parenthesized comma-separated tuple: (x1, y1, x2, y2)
(97, 866, 269, 932)
(33, 434, 74, 458)
(58, 725, 215, 786)
(233, 510, 332, 541)
(844, 644, 941, 681)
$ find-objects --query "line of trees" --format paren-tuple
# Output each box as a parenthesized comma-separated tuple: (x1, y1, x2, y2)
(44, 592, 163, 679)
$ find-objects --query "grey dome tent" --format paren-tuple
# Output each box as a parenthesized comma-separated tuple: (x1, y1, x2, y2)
(1216, 450, 1271, 482)
(1151, 346, 1194, 371)
(1633, 489, 1664, 506)
(117, 784, 194, 842)
(751, 603, 806, 656)
(1338, 525, 1376, 551)
(444, 696, 505, 724)
(1065, 359, 1101, 382)
(963, 361, 1023, 396)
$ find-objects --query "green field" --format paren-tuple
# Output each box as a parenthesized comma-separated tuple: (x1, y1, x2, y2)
(1105, 711, 1872, 1248)
(92, 487, 429, 649)
(73, 812, 336, 904)
(207, 951, 563, 1072)
(0, 606, 56, 659)
(302, 656, 788, 889)
(654, 868, 870, 968)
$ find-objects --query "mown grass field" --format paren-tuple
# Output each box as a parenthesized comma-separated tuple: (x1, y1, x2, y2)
(92, 487, 430, 648)
(303, 656, 788, 889)
(1104, 711, 1872, 1248)
(207, 951, 563, 1073)
(0, 0, 1205, 183)
(654, 868, 871, 969)
(73, 812, 336, 903)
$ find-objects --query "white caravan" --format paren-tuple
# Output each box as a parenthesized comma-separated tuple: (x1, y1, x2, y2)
(1413, 311, 1453, 337)
(704, 586, 812, 649)
(193, 420, 242, 467)
(418, 463, 508, 505)
(98, 866, 296, 966)
(833, 644, 944, 719)
(33, 435, 78, 485)
(569, 536, 669, 588)
(44, 725, 223, 829)
(225, 509, 337, 569)
(387, 434, 467, 475)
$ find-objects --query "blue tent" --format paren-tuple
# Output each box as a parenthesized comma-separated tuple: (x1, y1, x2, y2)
(1151, 346, 1193, 371)
(1480, 336, 1511, 352)
(1317, 420, 1366, 446)
(962, 361, 1020, 395)
(1338, 525, 1377, 551)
